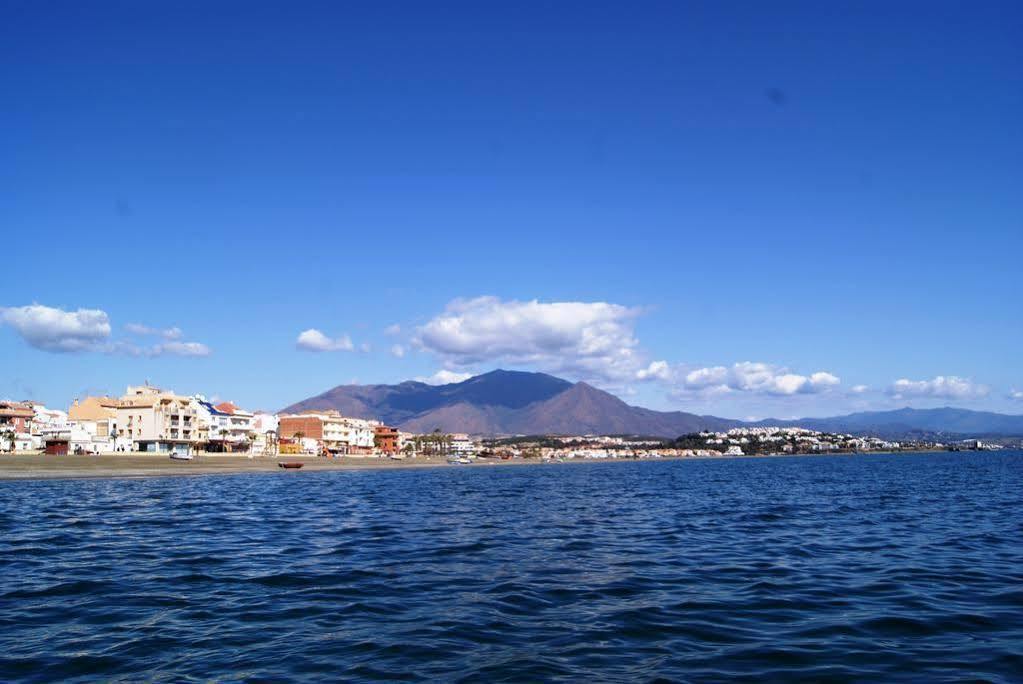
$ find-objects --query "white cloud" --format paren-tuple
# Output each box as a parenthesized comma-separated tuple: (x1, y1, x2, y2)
(1010, 389, 1023, 402)
(887, 376, 989, 400)
(1, 304, 211, 357)
(415, 296, 645, 384)
(295, 329, 355, 352)
(636, 360, 672, 382)
(678, 362, 841, 396)
(1, 304, 111, 352)
(390, 344, 406, 358)
(850, 384, 870, 394)
(415, 369, 473, 385)
(151, 341, 211, 357)
(384, 324, 401, 336)
(125, 323, 183, 340)
(809, 372, 841, 389)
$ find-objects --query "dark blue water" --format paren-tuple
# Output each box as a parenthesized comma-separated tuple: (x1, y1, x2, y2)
(2, 452, 1022, 682)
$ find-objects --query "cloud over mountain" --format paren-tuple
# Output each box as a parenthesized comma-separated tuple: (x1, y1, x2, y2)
(887, 376, 989, 400)
(295, 329, 355, 352)
(415, 296, 647, 385)
(416, 369, 474, 385)
(678, 362, 841, 396)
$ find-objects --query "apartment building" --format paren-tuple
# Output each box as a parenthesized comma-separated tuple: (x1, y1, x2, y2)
(184, 400, 255, 452)
(115, 385, 197, 455)
(0, 401, 35, 451)
(0, 401, 34, 434)
(215, 402, 255, 444)
(279, 411, 338, 453)
(251, 412, 279, 454)
(278, 411, 378, 455)
(373, 425, 400, 455)
(450, 433, 477, 457)
(340, 417, 377, 455)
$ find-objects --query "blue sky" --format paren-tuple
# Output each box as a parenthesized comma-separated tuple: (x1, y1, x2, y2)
(2, 1, 1021, 418)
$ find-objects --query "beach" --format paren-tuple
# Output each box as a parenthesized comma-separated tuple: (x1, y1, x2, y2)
(0, 448, 948, 481)
(0, 452, 494, 480)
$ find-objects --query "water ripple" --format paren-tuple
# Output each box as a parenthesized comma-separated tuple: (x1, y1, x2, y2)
(1, 451, 1022, 681)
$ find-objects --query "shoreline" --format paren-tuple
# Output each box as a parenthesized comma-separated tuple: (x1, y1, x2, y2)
(0, 448, 966, 482)
(0, 453, 482, 481)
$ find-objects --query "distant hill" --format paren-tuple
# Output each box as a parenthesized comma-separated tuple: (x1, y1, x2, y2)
(281, 370, 1023, 439)
(754, 407, 1023, 439)
(281, 369, 739, 436)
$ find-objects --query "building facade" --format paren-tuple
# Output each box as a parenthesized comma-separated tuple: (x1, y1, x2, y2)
(68, 396, 119, 453)
(115, 385, 197, 455)
(450, 433, 477, 457)
(374, 425, 400, 455)
(279, 411, 380, 455)
(0, 401, 35, 451)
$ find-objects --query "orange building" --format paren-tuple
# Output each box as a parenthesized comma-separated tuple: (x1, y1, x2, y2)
(374, 425, 400, 455)
(278, 414, 325, 441)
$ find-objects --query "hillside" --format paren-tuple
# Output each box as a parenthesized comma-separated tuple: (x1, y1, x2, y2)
(282, 370, 1023, 439)
(755, 407, 1023, 439)
(280, 370, 736, 436)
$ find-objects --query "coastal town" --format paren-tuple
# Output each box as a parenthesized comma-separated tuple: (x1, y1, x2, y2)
(0, 384, 1007, 464)
(0, 384, 472, 461)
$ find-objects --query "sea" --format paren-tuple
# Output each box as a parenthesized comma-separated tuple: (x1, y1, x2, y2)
(1, 451, 1021, 682)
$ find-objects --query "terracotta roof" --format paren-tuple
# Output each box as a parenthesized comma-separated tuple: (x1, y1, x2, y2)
(215, 402, 237, 415)
(0, 401, 35, 418)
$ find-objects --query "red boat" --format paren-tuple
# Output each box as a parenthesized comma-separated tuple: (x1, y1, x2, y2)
(278, 462, 304, 469)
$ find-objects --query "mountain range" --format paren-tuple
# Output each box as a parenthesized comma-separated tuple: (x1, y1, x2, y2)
(280, 369, 1023, 439)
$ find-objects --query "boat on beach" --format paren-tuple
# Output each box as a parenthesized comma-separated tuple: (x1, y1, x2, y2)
(447, 456, 472, 465)
(169, 453, 194, 461)
(278, 462, 304, 469)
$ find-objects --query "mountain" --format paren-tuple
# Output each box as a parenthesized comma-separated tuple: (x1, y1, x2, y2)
(281, 370, 1023, 439)
(754, 407, 1023, 439)
(280, 370, 739, 436)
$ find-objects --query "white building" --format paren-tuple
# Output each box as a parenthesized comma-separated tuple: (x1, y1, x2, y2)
(214, 402, 256, 449)
(192, 398, 255, 452)
(450, 433, 477, 457)
(339, 417, 377, 455)
(251, 412, 279, 454)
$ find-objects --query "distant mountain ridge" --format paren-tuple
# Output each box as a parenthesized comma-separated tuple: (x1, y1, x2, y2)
(280, 370, 1023, 439)
(752, 407, 1023, 439)
(280, 369, 739, 436)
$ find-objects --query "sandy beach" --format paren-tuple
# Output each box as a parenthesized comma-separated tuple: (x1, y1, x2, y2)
(0, 452, 511, 480)
(0, 449, 938, 481)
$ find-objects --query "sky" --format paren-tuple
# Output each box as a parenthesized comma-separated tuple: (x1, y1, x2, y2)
(2, 1, 1021, 419)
